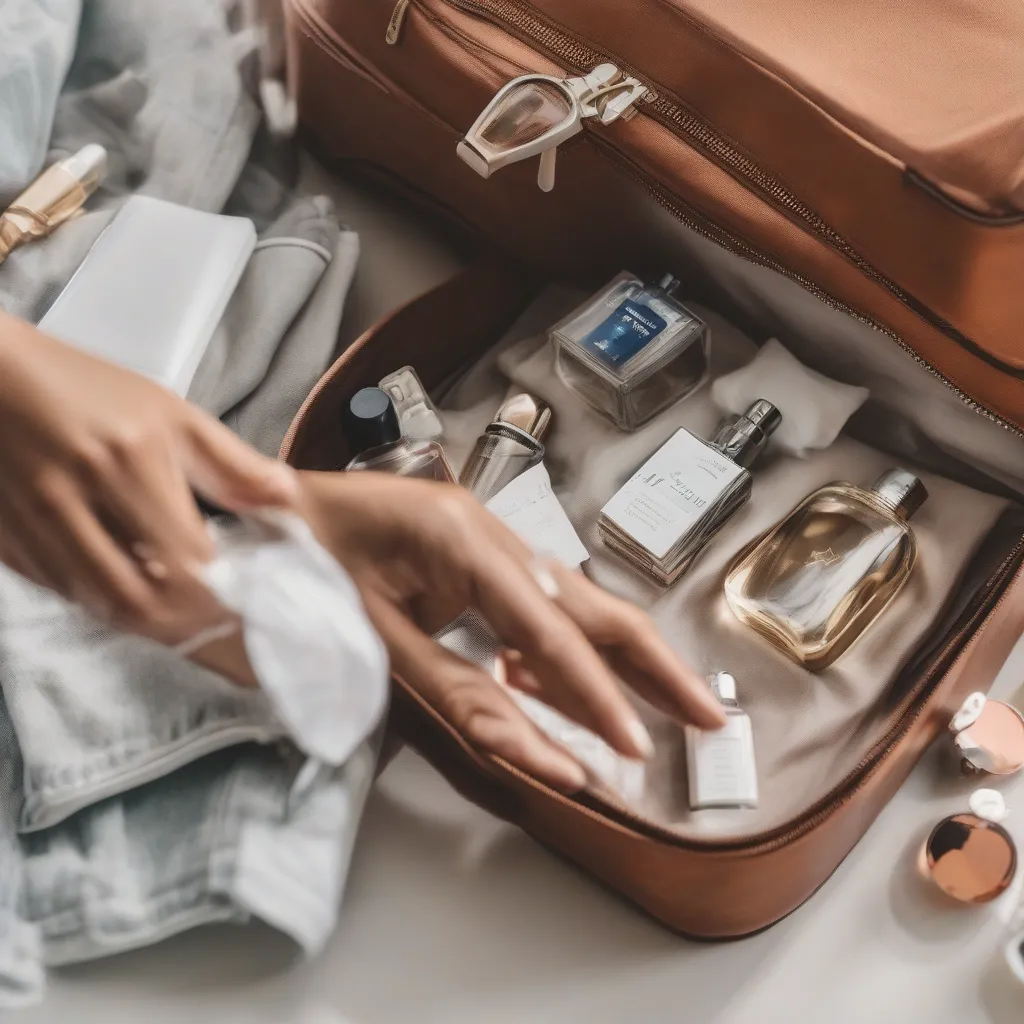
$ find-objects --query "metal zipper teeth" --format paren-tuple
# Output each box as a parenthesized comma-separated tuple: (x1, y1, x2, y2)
(445, 0, 598, 67)
(441, 0, 1024, 438)
(387, 0, 412, 43)
(638, 98, 1017, 377)
(570, 536, 1024, 853)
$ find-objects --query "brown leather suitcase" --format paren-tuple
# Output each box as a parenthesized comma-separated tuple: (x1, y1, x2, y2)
(285, 0, 1024, 426)
(279, 0, 1024, 935)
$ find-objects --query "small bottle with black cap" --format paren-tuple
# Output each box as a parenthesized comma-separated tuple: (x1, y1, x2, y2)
(344, 386, 455, 482)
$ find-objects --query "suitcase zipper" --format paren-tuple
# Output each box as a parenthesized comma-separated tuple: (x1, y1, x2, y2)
(416, 0, 1024, 397)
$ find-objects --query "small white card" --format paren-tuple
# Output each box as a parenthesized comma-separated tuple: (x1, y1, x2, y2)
(600, 428, 743, 559)
(486, 462, 590, 568)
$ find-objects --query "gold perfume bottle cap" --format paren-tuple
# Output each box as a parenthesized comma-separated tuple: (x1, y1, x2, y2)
(871, 468, 928, 520)
(494, 393, 553, 442)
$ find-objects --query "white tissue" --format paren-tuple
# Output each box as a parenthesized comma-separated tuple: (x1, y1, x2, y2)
(505, 685, 646, 804)
(437, 613, 645, 804)
(712, 338, 869, 455)
(202, 511, 389, 766)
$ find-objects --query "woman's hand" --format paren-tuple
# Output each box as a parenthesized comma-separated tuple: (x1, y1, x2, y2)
(298, 470, 725, 792)
(0, 312, 299, 642)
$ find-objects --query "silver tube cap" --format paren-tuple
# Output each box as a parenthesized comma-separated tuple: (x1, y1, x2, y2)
(870, 468, 928, 521)
(710, 398, 782, 469)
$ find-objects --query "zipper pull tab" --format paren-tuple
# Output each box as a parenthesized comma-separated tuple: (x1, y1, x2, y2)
(537, 148, 557, 192)
(386, 0, 411, 44)
(457, 64, 648, 192)
(570, 63, 648, 125)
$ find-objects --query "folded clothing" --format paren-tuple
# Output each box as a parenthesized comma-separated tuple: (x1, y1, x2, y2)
(0, 0, 372, 1007)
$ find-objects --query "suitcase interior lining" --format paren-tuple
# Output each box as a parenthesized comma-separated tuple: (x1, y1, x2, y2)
(283, 161, 1024, 842)
(427, 283, 1022, 839)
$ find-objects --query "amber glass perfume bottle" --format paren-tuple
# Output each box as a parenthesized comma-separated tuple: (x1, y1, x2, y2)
(724, 468, 928, 670)
(343, 387, 455, 482)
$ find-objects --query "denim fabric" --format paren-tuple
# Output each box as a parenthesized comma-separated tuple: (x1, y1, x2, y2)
(0, 0, 379, 1008)
(22, 736, 379, 966)
(0, 691, 43, 1009)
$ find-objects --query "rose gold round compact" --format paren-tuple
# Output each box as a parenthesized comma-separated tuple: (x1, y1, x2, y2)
(950, 692, 1024, 776)
(920, 789, 1017, 904)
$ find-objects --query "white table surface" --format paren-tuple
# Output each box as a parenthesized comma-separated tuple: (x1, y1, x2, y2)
(12, 164, 1024, 1024)
(15, 649, 1024, 1024)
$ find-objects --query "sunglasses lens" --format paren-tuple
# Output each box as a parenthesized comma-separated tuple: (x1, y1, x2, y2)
(476, 82, 573, 155)
(922, 813, 1017, 903)
(963, 699, 1024, 774)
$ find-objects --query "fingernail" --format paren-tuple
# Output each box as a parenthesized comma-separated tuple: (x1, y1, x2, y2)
(529, 560, 560, 599)
(558, 760, 588, 792)
(627, 717, 656, 760)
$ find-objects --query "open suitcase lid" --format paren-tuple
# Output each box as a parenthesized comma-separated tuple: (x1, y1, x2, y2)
(680, 0, 1024, 216)
(535, 0, 1024, 217)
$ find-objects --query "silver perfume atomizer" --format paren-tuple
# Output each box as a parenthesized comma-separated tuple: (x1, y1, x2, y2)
(709, 399, 782, 468)
(459, 393, 553, 502)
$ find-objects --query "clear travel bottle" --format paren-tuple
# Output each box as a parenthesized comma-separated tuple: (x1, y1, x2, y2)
(343, 386, 455, 482)
(724, 468, 928, 670)
(598, 399, 782, 584)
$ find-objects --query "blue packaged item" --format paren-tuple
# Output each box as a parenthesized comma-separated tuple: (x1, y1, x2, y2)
(551, 272, 710, 430)
(582, 293, 670, 367)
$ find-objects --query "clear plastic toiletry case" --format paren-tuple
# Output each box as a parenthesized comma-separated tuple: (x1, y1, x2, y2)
(550, 271, 710, 430)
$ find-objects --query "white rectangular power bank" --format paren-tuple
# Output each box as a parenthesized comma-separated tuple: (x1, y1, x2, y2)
(39, 195, 256, 395)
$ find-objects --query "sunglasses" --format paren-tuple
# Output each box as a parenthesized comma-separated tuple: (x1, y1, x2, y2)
(457, 62, 647, 192)
(919, 692, 1024, 905)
